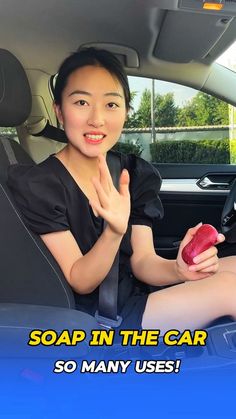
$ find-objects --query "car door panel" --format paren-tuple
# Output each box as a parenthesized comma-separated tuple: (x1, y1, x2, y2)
(153, 163, 236, 259)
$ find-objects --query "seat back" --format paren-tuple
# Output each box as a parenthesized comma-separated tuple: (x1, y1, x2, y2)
(0, 181, 75, 307)
(0, 137, 33, 182)
(0, 49, 75, 308)
(18, 69, 65, 163)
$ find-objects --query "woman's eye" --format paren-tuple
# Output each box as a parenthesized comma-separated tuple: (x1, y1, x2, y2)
(75, 99, 88, 106)
(107, 102, 118, 109)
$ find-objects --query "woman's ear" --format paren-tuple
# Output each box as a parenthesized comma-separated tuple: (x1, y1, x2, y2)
(53, 102, 63, 126)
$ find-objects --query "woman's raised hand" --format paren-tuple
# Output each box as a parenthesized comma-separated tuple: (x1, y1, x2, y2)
(89, 154, 131, 235)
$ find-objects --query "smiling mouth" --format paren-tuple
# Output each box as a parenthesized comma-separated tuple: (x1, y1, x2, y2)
(84, 134, 105, 144)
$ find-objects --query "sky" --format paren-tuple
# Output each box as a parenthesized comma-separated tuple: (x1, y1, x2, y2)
(128, 40, 236, 111)
(128, 77, 197, 109)
(216, 40, 236, 69)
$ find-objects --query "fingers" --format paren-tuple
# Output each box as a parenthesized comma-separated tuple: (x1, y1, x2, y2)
(89, 198, 105, 218)
(198, 265, 218, 274)
(188, 257, 218, 273)
(191, 245, 218, 264)
(98, 154, 113, 192)
(91, 176, 109, 209)
(90, 203, 99, 217)
(179, 222, 202, 249)
(98, 155, 130, 196)
(119, 169, 130, 197)
(91, 154, 114, 208)
(191, 272, 212, 280)
(216, 233, 225, 245)
(188, 246, 218, 273)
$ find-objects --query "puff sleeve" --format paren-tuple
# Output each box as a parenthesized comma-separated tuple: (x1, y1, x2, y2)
(7, 162, 69, 234)
(125, 154, 164, 228)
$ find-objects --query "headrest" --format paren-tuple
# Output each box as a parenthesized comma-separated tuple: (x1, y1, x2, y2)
(0, 49, 32, 127)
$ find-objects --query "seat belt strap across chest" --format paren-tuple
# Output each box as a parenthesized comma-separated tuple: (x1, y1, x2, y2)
(1, 138, 18, 165)
(95, 152, 122, 328)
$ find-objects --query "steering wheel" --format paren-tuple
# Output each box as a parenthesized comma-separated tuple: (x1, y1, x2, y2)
(221, 179, 236, 243)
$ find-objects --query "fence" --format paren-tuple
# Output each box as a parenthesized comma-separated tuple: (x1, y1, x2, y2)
(119, 125, 231, 162)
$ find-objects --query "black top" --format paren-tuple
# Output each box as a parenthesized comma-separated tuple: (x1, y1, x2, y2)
(7, 151, 163, 315)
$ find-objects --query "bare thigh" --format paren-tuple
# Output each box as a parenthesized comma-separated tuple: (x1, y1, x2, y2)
(142, 271, 236, 334)
(219, 255, 236, 273)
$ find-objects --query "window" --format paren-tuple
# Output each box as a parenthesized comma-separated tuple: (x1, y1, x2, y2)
(0, 127, 18, 142)
(216, 40, 236, 72)
(115, 76, 233, 165)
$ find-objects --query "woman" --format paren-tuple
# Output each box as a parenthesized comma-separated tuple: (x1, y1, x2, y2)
(8, 47, 236, 334)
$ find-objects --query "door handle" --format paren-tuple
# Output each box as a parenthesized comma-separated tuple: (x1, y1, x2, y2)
(198, 176, 229, 190)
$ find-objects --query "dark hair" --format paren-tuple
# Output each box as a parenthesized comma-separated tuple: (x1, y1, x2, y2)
(54, 47, 131, 110)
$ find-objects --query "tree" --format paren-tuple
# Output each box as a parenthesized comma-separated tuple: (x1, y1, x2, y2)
(155, 92, 178, 127)
(136, 88, 152, 127)
(124, 90, 142, 128)
(125, 89, 179, 128)
(177, 92, 229, 126)
(125, 89, 229, 129)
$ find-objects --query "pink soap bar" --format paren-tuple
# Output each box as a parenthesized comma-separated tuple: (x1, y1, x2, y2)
(182, 224, 218, 265)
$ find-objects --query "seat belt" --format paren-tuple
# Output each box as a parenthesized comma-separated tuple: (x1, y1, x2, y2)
(27, 118, 67, 143)
(95, 152, 122, 328)
(1, 137, 18, 165)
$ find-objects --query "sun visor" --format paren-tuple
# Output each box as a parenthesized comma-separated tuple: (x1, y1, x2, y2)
(154, 10, 233, 63)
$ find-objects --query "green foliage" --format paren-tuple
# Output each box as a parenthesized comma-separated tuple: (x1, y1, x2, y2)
(125, 89, 150, 128)
(155, 92, 178, 127)
(124, 110, 143, 128)
(177, 92, 229, 126)
(150, 138, 230, 164)
(125, 89, 178, 128)
(0, 127, 17, 137)
(125, 88, 229, 129)
(124, 90, 140, 128)
(112, 138, 143, 156)
(230, 139, 236, 164)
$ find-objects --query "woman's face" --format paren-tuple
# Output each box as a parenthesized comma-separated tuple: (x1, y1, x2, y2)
(55, 65, 127, 158)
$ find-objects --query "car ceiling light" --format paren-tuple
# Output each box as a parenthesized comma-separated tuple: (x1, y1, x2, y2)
(202, 0, 225, 10)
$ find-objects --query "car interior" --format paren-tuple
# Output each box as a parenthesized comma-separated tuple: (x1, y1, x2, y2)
(1, 0, 236, 367)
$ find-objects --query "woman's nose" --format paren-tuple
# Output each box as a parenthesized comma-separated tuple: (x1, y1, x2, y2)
(87, 107, 104, 128)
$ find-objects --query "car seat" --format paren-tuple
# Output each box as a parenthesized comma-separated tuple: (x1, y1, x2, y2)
(0, 49, 99, 339)
(0, 48, 77, 307)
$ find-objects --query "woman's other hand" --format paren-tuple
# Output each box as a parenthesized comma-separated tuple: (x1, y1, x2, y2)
(176, 223, 225, 281)
(89, 154, 131, 235)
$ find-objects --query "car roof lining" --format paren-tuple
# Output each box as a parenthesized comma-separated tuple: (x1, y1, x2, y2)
(0, 0, 236, 105)
(0, 0, 235, 70)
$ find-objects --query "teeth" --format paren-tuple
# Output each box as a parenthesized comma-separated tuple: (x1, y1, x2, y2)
(85, 134, 104, 140)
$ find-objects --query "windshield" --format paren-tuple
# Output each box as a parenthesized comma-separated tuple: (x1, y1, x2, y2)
(216, 40, 236, 71)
